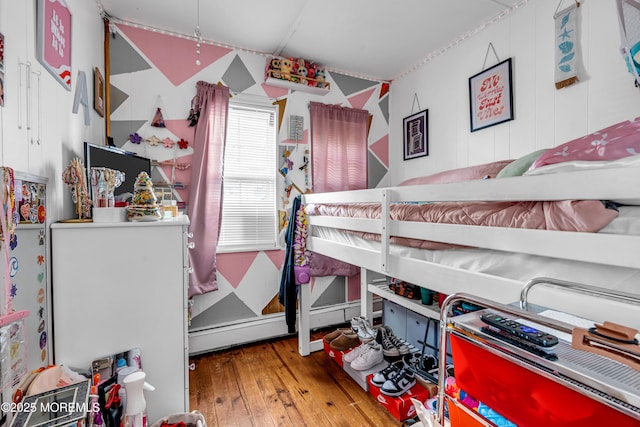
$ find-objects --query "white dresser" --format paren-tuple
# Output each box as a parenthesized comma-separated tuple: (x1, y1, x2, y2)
(50, 216, 190, 423)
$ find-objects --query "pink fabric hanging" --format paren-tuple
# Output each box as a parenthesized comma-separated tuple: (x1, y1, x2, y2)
(187, 81, 230, 296)
(309, 102, 369, 192)
(309, 102, 369, 278)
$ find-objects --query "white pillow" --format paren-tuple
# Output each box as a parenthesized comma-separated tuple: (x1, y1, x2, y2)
(523, 155, 640, 205)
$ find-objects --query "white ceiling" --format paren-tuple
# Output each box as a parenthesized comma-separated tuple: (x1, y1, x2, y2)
(97, 0, 524, 82)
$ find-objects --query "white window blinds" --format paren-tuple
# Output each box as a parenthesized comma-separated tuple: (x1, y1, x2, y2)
(218, 102, 277, 251)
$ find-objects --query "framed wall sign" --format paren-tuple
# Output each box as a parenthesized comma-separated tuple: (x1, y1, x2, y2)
(403, 109, 428, 160)
(36, 0, 72, 91)
(469, 58, 513, 132)
(0, 33, 5, 107)
(94, 67, 105, 117)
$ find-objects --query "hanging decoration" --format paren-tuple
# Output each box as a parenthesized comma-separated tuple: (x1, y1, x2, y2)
(281, 149, 293, 175)
(617, 0, 640, 86)
(129, 133, 142, 144)
(187, 94, 200, 127)
(62, 158, 91, 220)
(299, 149, 310, 191)
(151, 107, 166, 128)
(293, 205, 310, 284)
(554, 1, 581, 89)
(177, 138, 189, 149)
(0, 167, 16, 244)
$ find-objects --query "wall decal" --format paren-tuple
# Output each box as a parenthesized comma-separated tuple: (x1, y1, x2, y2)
(72, 70, 90, 125)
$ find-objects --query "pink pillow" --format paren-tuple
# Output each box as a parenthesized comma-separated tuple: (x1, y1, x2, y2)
(399, 160, 513, 186)
(531, 116, 640, 170)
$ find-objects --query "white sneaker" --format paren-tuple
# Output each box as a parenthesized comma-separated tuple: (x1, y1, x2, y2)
(360, 318, 378, 342)
(343, 341, 374, 364)
(350, 343, 384, 371)
(351, 316, 376, 342)
(380, 368, 416, 396)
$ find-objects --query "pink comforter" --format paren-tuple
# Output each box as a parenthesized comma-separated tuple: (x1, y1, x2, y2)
(305, 200, 619, 250)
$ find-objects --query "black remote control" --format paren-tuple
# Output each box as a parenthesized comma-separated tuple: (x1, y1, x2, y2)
(481, 312, 559, 348)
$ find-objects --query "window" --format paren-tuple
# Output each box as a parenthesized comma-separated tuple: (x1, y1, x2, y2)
(217, 102, 278, 251)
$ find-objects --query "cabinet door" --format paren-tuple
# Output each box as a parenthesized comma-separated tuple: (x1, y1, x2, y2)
(9, 226, 50, 371)
(52, 222, 187, 422)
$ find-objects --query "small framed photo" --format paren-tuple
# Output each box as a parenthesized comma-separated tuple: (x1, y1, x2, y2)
(0, 32, 5, 70)
(93, 67, 105, 117)
(0, 70, 4, 108)
(469, 58, 514, 132)
(403, 109, 428, 160)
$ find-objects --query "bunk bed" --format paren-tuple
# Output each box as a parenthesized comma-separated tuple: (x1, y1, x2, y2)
(296, 120, 640, 357)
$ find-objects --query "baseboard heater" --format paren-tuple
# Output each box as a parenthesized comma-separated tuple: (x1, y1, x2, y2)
(188, 301, 381, 355)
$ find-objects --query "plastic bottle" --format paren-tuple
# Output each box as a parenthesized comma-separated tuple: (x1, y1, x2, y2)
(122, 371, 155, 427)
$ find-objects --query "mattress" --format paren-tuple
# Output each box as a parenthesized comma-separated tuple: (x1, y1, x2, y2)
(305, 199, 619, 250)
(310, 206, 640, 295)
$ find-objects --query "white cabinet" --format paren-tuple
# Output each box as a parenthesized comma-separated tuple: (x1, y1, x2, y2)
(51, 217, 190, 423)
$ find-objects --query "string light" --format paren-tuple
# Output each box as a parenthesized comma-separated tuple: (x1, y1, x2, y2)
(392, 0, 531, 81)
(194, 0, 202, 65)
(96, 0, 529, 82)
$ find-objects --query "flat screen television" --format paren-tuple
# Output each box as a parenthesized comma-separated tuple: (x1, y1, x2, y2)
(83, 142, 151, 201)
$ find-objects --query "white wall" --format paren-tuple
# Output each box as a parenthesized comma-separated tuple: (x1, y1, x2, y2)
(389, 1, 640, 185)
(0, 0, 105, 222)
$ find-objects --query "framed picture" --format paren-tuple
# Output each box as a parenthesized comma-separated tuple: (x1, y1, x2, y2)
(0, 32, 5, 70)
(469, 58, 513, 132)
(0, 70, 4, 108)
(0, 33, 4, 108)
(36, 0, 72, 91)
(403, 109, 428, 160)
(93, 67, 105, 117)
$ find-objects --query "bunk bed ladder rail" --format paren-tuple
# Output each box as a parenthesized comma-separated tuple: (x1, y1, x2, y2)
(380, 188, 390, 273)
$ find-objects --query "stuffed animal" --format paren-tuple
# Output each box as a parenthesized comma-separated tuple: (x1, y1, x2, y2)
(306, 61, 317, 86)
(269, 57, 282, 79)
(296, 64, 308, 85)
(315, 68, 326, 88)
(280, 58, 292, 80)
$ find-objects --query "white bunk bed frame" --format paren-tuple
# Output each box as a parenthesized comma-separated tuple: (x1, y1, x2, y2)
(297, 165, 640, 356)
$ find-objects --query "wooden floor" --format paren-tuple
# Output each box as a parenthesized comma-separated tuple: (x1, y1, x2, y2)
(188, 331, 401, 427)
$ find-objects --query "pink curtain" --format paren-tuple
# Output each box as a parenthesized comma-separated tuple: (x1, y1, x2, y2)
(309, 102, 369, 278)
(309, 102, 369, 192)
(187, 81, 230, 296)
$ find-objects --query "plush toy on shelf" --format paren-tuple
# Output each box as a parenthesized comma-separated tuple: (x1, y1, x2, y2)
(315, 68, 327, 88)
(265, 56, 329, 91)
(280, 58, 292, 80)
(306, 61, 318, 86)
(269, 57, 282, 79)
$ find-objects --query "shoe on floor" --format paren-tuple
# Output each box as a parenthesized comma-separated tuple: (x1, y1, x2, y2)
(350, 343, 384, 371)
(380, 368, 416, 396)
(323, 327, 352, 344)
(371, 360, 404, 387)
(376, 326, 400, 357)
(351, 316, 376, 342)
(384, 327, 410, 355)
(329, 331, 361, 351)
(344, 341, 375, 364)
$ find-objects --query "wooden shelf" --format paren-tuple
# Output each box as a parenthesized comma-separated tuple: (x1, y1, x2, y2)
(265, 76, 330, 95)
(367, 282, 441, 321)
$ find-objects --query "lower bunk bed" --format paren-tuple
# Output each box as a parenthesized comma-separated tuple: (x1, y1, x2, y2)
(297, 158, 640, 354)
